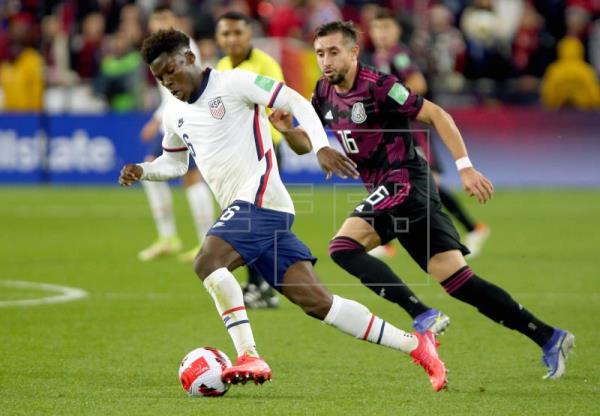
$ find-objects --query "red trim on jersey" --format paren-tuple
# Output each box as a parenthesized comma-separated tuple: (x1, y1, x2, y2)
(362, 314, 376, 340)
(267, 82, 284, 108)
(163, 146, 188, 152)
(221, 306, 246, 316)
(253, 104, 265, 160)
(254, 149, 273, 208)
(360, 73, 378, 82)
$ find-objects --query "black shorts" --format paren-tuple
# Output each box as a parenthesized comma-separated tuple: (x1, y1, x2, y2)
(350, 175, 468, 271)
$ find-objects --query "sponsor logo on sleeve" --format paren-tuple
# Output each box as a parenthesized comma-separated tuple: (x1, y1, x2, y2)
(254, 75, 276, 92)
(388, 83, 410, 105)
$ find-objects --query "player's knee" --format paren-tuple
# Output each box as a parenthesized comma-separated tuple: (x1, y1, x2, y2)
(284, 287, 333, 320)
(300, 293, 333, 320)
(428, 250, 467, 282)
(193, 252, 218, 280)
(328, 237, 364, 266)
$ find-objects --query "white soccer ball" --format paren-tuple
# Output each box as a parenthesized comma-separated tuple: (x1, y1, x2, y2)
(179, 347, 232, 397)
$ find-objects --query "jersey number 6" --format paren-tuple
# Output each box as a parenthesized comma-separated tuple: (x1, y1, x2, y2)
(182, 133, 197, 157)
(220, 205, 240, 221)
(337, 130, 359, 154)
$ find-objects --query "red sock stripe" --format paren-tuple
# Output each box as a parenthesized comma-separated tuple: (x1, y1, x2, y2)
(221, 306, 246, 316)
(443, 267, 475, 294)
(362, 314, 376, 340)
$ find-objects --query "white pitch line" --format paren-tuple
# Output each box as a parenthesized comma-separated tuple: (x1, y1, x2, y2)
(0, 280, 88, 307)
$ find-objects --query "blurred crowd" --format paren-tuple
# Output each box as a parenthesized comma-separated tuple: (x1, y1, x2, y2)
(1, 0, 599, 112)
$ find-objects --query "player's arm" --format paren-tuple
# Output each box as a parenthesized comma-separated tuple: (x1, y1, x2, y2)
(268, 109, 311, 155)
(415, 100, 494, 203)
(273, 86, 360, 179)
(119, 133, 189, 186)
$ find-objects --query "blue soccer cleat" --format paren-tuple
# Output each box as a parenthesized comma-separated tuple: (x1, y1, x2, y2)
(542, 328, 576, 380)
(412, 308, 450, 335)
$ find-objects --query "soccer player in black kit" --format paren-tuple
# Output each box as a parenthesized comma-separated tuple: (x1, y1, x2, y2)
(269, 21, 574, 380)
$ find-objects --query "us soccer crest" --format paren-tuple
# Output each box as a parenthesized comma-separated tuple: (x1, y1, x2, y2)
(351, 102, 367, 124)
(208, 97, 226, 119)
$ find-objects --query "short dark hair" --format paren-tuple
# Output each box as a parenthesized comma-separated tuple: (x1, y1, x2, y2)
(141, 29, 190, 64)
(314, 21, 358, 43)
(152, 3, 174, 15)
(373, 7, 398, 23)
(216, 11, 251, 25)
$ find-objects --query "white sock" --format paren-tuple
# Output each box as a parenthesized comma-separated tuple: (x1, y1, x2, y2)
(185, 182, 214, 245)
(142, 181, 177, 239)
(324, 295, 418, 353)
(203, 267, 258, 357)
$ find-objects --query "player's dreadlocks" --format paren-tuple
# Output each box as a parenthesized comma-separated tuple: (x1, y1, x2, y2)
(141, 28, 190, 65)
(314, 21, 359, 44)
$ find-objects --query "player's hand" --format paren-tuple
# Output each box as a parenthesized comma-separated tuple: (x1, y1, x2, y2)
(268, 109, 293, 132)
(317, 147, 360, 180)
(140, 118, 160, 142)
(460, 167, 494, 203)
(119, 164, 143, 187)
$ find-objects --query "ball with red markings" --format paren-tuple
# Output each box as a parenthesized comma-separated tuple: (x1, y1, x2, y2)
(179, 347, 232, 397)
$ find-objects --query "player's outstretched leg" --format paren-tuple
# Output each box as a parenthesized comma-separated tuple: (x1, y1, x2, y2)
(139, 180, 181, 261)
(429, 250, 575, 379)
(281, 261, 447, 391)
(329, 231, 450, 335)
(194, 237, 271, 385)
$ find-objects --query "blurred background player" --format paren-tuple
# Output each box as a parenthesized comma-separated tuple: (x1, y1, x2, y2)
(367, 8, 490, 258)
(137, 5, 214, 262)
(215, 11, 283, 309)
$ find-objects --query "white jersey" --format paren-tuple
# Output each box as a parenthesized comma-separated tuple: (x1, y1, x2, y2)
(140, 68, 329, 214)
(153, 68, 329, 215)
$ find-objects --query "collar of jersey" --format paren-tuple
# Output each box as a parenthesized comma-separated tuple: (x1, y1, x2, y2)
(187, 67, 212, 104)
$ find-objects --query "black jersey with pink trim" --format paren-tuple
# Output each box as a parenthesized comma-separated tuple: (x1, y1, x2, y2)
(311, 64, 429, 199)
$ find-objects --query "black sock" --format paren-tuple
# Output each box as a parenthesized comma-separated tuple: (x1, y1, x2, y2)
(438, 186, 476, 232)
(442, 266, 554, 347)
(329, 237, 430, 318)
(247, 267, 275, 296)
(247, 267, 264, 286)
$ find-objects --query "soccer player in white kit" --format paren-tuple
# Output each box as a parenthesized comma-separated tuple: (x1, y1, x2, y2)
(119, 29, 447, 391)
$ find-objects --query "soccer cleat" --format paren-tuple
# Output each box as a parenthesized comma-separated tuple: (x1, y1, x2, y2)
(410, 331, 447, 392)
(464, 223, 490, 259)
(242, 283, 279, 309)
(413, 308, 451, 335)
(137, 236, 182, 261)
(221, 353, 272, 385)
(541, 328, 575, 380)
(177, 245, 200, 262)
(368, 243, 397, 259)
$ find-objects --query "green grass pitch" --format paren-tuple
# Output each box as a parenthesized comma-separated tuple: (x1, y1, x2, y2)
(1, 186, 599, 415)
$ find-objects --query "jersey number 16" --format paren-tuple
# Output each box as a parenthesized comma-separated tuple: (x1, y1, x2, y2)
(337, 130, 359, 154)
